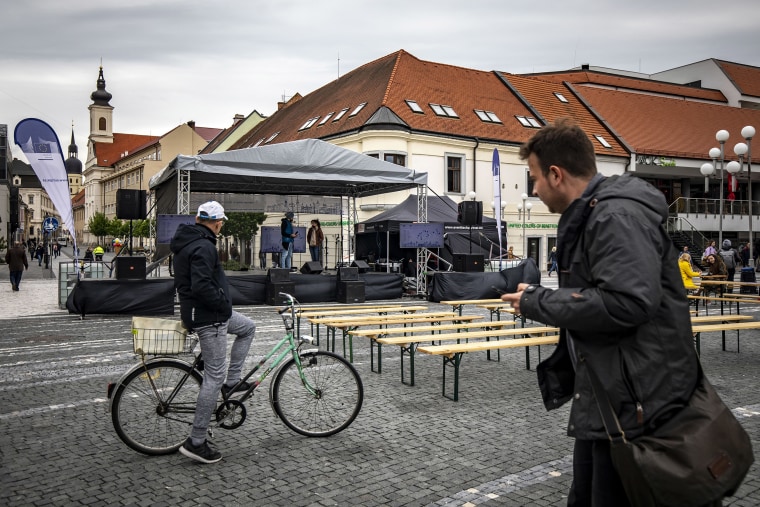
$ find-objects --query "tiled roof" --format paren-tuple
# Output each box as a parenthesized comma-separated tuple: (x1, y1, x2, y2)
(72, 188, 85, 207)
(500, 73, 628, 158)
(94, 133, 158, 166)
(194, 126, 224, 142)
(572, 86, 760, 161)
(716, 60, 760, 99)
(229, 50, 542, 150)
(526, 70, 726, 103)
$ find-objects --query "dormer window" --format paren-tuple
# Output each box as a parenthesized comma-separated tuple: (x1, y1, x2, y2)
(349, 103, 366, 117)
(332, 108, 349, 122)
(594, 135, 612, 149)
(430, 103, 458, 118)
(405, 100, 424, 113)
(475, 110, 501, 123)
(299, 117, 320, 131)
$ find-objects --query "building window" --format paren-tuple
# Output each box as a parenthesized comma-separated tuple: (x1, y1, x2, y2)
(299, 117, 320, 130)
(99, 117, 107, 131)
(28, 195, 34, 204)
(384, 153, 406, 166)
(332, 108, 349, 122)
(318, 113, 334, 126)
(515, 115, 541, 128)
(474, 110, 501, 123)
(554, 92, 569, 103)
(349, 103, 367, 117)
(405, 100, 424, 113)
(430, 103, 459, 118)
(446, 155, 464, 194)
(595, 135, 612, 149)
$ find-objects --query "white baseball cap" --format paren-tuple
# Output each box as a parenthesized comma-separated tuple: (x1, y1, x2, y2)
(197, 201, 228, 221)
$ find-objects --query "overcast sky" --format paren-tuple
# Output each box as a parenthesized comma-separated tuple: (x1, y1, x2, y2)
(3, 0, 760, 161)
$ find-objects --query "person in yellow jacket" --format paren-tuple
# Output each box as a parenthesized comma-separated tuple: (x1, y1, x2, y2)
(93, 245, 105, 261)
(678, 252, 702, 292)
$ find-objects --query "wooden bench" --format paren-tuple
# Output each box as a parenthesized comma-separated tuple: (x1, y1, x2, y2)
(377, 325, 558, 387)
(440, 299, 503, 316)
(476, 303, 518, 322)
(413, 319, 760, 401)
(311, 312, 485, 362)
(303, 305, 428, 344)
(692, 320, 760, 354)
(349, 319, 519, 377)
(418, 335, 560, 401)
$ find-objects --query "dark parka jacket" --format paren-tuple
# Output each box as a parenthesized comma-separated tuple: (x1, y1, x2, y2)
(521, 174, 698, 440)
(170, 223, 232, 329)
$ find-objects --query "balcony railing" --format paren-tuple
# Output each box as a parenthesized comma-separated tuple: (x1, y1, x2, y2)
(670, 197, 759, 217)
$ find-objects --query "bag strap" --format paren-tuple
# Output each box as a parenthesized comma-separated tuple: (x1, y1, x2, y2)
(585, 360, 628, 443)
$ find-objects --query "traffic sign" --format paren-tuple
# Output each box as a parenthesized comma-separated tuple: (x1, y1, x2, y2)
(43, 217, 59, 232)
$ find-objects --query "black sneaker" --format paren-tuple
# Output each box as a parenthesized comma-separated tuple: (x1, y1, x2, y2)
(221, 380, 252, 397)
(179, 438, 222, 464)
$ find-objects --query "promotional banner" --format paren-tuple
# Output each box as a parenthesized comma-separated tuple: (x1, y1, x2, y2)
(14, 118, 77, 253)
(492, 148, 503, 257)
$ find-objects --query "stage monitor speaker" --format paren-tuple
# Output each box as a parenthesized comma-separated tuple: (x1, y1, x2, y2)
(453, 253, 485, 272)
(300, 261, 323, 275)
(338, 266, 359, 281)
(114, 256, 146, 279)
(457, 201, 483, 226)
(337, 281, 365, 304)
(351, 260, 371, 273)
(266, 282, 296, 305)
(116, 189, 147, 220)
(267, 268, 291, 282)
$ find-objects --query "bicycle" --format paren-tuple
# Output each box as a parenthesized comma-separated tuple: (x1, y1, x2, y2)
(108, 293, 364, 455)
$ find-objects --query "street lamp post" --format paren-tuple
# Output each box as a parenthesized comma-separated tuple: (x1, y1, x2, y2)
(715, 130, 730, 247)
(517, 192, 532, 258)
(733, 125, 757, 260)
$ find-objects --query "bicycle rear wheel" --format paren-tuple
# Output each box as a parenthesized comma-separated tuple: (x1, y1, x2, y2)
(271, 350, 363, 437)
(111, 359, 202, 455)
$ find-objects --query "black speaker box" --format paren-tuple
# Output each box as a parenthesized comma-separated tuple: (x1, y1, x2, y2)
(267, 268, 291, 282)
(266, 282, 296, 305)
(337, 281, 365, 304)
(300, 261, 323, 275)
(338, 266, 359, 281)
(453, 253, 485, 272)
(115, 256, 146, 279)
(116, 189, 147, 220)
(457, 201, 483, 226)
(351, 260, 371, 273)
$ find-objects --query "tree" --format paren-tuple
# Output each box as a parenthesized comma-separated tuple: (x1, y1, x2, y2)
(88, 212, 111, 245)
(221, 212, 267, 265)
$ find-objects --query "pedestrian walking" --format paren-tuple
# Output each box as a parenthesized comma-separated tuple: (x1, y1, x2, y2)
(548, 246, 558, 276)
(500, 119, 699, 506)
(171, 201, 256, 464)
(5, 241, 29, 291)
(35, 245, 44, 266)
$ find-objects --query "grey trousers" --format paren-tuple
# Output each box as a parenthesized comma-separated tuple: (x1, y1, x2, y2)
(190, 310, 256, 442)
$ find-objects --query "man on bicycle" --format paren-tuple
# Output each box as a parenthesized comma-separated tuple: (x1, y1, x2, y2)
(171, 201, 256, 463)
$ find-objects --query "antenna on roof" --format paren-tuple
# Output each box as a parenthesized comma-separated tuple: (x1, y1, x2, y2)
(338, 51, 341, 79)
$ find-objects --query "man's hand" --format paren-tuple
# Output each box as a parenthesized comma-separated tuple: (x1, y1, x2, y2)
(500, 282, 531, 315)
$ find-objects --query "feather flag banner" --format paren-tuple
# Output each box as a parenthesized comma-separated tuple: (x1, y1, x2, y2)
(14, 118, 77, 252)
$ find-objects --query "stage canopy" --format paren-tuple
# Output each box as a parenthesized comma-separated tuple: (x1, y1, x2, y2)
(149, 138, 428, 199)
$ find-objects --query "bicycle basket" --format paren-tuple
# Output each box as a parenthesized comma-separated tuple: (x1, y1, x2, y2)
(131, 317, 195, 354)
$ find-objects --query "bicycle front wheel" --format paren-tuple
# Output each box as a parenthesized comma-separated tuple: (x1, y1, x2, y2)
(111, 359, 202, 455)
(271, 350, 363, 437)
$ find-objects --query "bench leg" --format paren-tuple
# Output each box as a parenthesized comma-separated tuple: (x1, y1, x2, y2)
(370, 339, 383, 374)
(441, 353, 463, 401)
(399, 343, 418, 386)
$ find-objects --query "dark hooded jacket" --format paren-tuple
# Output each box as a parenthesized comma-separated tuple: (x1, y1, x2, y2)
(170, 223, 232, 329)
(521, 174, 698, 440)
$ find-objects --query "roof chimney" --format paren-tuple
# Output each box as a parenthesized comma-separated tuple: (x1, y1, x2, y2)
(581, 64, 590, 70)
(187, 120, 196, 129)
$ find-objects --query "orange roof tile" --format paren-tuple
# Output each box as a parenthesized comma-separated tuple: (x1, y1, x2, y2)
(500, 73, 628, 158)
(572, 86, 760, 162)
(716, 60, 760, 99)
(526, 70, 726, 103)
(230, 50, 541, 150)
(94, 133, 158, 166)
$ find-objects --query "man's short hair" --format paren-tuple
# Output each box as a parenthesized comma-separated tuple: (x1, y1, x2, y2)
(519, 118, 597, 179)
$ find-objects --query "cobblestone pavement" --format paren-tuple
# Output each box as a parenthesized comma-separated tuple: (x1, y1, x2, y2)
(0, 260, 759, 506)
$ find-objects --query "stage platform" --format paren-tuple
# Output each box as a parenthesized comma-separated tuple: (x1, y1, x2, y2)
(65, 272, 404, 317)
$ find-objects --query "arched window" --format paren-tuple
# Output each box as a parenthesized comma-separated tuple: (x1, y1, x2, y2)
(99, 117, 107, 131)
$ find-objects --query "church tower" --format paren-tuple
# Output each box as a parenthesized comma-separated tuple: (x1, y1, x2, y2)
(64, 125, 83, 197)
(88, 66, 113, 144)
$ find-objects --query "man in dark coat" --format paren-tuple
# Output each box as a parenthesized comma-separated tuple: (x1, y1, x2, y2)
(5, 241, 29, 291)
(171, 201, 256, 464)
(501, 119, 698, 506)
